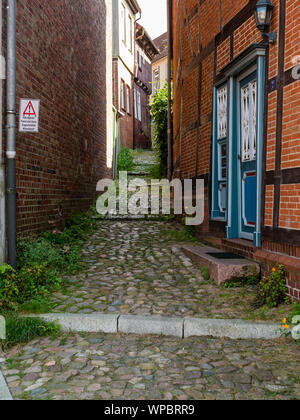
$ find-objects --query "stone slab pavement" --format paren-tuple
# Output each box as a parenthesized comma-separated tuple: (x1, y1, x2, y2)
(1, 333, 299, 400)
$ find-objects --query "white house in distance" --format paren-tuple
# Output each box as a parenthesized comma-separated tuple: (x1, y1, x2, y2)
(112, 0, 141, 153)
(152, 32, 168, 94)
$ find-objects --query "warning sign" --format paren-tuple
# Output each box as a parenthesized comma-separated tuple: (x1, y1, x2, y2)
(19, 99, 40, 133)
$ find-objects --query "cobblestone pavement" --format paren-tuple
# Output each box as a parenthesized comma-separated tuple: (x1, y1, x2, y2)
(49, 221, 291, 322)
(1, 333, 299, 400)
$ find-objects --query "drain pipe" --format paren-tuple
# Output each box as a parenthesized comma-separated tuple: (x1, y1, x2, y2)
(167, 0, 173, 180)
(0, 0, 5, 264)
(6, 0, 17, 269)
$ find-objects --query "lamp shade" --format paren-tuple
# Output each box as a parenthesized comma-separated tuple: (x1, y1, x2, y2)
(254, 0, 274, 32)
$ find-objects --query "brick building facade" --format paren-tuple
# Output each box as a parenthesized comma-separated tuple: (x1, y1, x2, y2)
(170, 0, 300, 301)
(112, 0, 140, 150)
(1, 0, 111, 240)
(133, 24, 159, 149)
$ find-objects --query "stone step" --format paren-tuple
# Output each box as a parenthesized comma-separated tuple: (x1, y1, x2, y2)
(183, 245, 260, 287)
(128, 171, 151, 176)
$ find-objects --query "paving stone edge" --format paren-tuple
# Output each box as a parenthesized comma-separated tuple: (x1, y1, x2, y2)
(33, 313, 282, 340)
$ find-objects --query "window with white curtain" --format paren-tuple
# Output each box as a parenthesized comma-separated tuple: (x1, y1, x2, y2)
(128, 15, 132, 52)
(134, 88, 137, 118)
(153, 67, 160, 93)
(121, 80, 125, 110)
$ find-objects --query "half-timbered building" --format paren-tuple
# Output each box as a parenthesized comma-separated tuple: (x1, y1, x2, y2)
(169, 0, 300, 301)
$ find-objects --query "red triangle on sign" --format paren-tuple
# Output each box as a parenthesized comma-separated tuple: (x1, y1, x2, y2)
(23, 101, 36, 116)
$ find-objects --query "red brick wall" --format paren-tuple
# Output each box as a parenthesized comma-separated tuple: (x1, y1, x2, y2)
(233, 16, 261, 58)
(266, 91, 277, 172)
(281, 80, 300, 170)
(217, 38, 231, 74)
(120, 113, 134, 149)
(279, 184, 300, 230)
(284, 0, 300, 72)
(2, 0, 110, 236)
(265, 185, 275, 227)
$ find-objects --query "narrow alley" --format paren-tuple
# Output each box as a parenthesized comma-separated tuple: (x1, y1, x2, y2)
(0, 0, 300, 404)
(0, 151, 299, 400)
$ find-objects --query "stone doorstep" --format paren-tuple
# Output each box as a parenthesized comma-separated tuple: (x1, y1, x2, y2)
(34, 313, 281, 341)
(183, 245, 260, 287)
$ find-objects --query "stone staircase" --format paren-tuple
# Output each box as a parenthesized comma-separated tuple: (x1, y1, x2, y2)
(104, 150, 173, 221)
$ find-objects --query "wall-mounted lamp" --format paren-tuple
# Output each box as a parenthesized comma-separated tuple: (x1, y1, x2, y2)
(254, 0, 277, 44)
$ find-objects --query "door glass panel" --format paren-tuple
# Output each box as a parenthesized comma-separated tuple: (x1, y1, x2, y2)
(240, 73, 257, 238)
(252, 81, 257, 160)
(217, 86, 227, 140)
(241, 81, 257, 162)
(219, 183, 227, 214)
(241, 85, 250, 161)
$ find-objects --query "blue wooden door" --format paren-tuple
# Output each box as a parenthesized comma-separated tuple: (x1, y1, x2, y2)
(239, 73, 257, 240)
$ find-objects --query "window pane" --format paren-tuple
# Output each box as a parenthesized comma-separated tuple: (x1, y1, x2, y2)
(217, 86, 227, 140)
(127, 86, 130, 113)
(121, 5, 126, 43)
(121, 82, 125, 109)
(137, 92, 141, 121)
(219, 183, 227, 213)
(127, 15, 131, 50)
(153, 68, 160, 93)
(129, 16, 132, 51)
(134, 89, 137, 118)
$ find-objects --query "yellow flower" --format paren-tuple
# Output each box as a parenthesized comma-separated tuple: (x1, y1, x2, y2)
(282, 318, 287, 324)
(272, 268, 277, 272)
(283, 324, 290, 330)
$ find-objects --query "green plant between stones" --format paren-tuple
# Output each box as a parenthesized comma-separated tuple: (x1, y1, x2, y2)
(117, 146, 135, 172)
(1, 207, 98, 313)
(222, 268, 259, 289)
(0, 312, 60, 350)
(255, 265, 290, 309)
(201, 265, 210, 282)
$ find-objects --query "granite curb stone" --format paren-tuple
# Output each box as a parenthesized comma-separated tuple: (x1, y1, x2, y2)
(35, 313, 281, 340)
